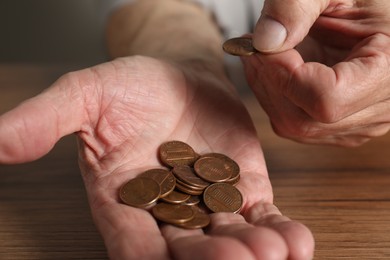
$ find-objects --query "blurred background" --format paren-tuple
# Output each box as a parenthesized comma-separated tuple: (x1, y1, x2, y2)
(0, 0, 113, 67)
(0, 0, 249, 92)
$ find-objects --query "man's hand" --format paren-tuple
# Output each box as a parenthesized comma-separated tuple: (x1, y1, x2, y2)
(244, 0, 390, 146)
(0, 56, 314, 259)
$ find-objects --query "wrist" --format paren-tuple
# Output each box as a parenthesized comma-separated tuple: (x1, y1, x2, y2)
(106, 0, 224, 68)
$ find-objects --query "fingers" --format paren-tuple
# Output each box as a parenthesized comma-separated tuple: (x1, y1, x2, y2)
(245, 203, 315, 260)
(243, 47, 390, 145)
(292, 34, 390, 123)
(208, 213, 289, 260)
(243, 34, 390, 121)
(162, 223, 257, 260)
(162, 208, 314, 260)
(246, 0, 390, 146)
(253, 0, 329, 52)
(0, 71, 85, 164)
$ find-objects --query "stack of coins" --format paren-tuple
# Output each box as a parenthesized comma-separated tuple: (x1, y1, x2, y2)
(119, 140, 243, 229)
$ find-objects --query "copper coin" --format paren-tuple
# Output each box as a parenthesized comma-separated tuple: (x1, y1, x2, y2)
(175, 181, 204, 196)
(139, 168, 176, 198)
(202, 153, 240, 182)
(152, 203, 194, 224)
(119, 177, 161, 208)
(203, 183, 243, 213)
(222, 37, 257, 56)
(172, 165, 210, 190)
(175, 178, 205, 192)
(227, 174, 240, 186)
(159, 141, 198, 167)
(182, 195, 200, 206)
(194, 157, 232, 183)
(160, 190, 191, 204)
(175, 207, 211, 229)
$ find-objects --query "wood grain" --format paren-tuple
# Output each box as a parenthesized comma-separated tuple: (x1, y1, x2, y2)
(1, 64, 390, 259)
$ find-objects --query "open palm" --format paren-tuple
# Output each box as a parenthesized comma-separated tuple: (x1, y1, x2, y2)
(0, 56, 313, 259)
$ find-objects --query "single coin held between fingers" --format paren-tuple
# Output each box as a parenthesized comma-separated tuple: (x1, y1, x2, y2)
(222, 37, 258, 56)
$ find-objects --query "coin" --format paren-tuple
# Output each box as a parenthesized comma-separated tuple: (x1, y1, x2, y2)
(203, 183, 243, 213)
(222, 37, 258, 56)
(139, 168, 176, 198)
(119, 177, 161, 208)
(119, 140, 244, 230)
(172, 165, 210, 190)
(202, 153, 240, 183)
(227, 174, 240, 186)
(159, 140, 198, 167)
(194, 156, 232, 183)
(182, 195, 200, 206)
(175, 178, 205, 192)
(152, 203, 194, 224)
(160, 189, 191, 204)
(175, 180, 204, 196)
(175, 207, 211, 229)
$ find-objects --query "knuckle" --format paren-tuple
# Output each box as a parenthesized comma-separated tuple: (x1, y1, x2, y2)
(310, 92, 347, 124)
(271, 118, 321, 140)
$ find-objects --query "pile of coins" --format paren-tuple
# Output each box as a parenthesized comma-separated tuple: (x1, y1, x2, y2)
(119, 140, 243, 229)
(222, 36, 258, 56)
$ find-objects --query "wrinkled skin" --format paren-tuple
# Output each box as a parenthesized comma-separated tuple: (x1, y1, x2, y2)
(0, 56, 314, 259)
(245, 0, 390, 147)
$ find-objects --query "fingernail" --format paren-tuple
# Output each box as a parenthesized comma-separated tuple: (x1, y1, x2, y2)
(254, 16, 287, 52)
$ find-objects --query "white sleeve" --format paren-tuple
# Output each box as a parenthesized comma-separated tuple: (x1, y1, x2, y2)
(189, 0, 264, 90)
(97, 0, 133, 28)
(189, 0, 264, 39)
(102, 0, 264, 40)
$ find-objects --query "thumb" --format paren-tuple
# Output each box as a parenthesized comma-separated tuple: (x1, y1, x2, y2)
(0, 72, 85, 164)
(253, 0, 329, 53)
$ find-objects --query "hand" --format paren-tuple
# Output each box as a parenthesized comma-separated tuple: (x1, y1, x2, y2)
(0, 56, 313, 259)
(243, 0, 390, 146)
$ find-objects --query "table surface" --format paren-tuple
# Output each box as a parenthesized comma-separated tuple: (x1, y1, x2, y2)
(1, 64, 390, 259)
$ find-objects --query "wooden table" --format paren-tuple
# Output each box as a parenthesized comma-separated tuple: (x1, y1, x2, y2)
(1, 64, 390, 259)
